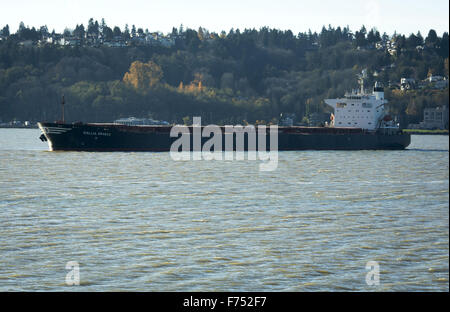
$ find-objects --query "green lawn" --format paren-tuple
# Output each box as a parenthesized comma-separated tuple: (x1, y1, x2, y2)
(403, 129, 449, 135)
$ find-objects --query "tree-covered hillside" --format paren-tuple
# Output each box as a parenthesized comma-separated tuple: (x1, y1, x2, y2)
(0, 21, 448, 127)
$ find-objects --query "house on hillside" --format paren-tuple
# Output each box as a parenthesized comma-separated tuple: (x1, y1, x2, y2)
(400, 78, 416, 91)
(426, 75, 449, 90)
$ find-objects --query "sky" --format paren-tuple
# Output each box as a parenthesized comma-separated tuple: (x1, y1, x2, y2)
(1, 0, 449, 36)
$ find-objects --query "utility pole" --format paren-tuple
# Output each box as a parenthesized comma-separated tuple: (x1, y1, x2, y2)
(61, 94, 65, 123)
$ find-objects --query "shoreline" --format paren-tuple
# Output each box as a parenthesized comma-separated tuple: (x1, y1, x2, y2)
(0, 126, 39, 129)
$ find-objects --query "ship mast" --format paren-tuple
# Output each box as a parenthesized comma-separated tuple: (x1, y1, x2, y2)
(357, 69, 368, 94)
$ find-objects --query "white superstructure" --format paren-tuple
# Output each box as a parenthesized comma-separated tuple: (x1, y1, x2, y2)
(325, 79, 395, 131)
(114, 117, 169, 126)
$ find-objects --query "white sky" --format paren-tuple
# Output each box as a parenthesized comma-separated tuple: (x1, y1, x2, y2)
(1, 0, 449, 36)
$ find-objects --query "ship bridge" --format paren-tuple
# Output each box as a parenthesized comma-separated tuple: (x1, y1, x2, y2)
(325, 82, 388, 131)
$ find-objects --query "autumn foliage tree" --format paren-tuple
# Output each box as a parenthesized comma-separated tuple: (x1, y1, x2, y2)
(123, 60, 163, 91)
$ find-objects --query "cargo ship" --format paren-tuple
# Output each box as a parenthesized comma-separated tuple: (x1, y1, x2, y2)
(38, 82, 411, 151)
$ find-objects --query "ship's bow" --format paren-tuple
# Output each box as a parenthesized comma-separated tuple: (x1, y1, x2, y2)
(38, 122, 73, 151)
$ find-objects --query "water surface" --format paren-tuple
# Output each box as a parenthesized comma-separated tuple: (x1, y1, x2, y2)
(0, 129, 448, 291)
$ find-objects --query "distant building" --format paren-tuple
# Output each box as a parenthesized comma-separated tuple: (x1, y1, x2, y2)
(400, 78, 416, 91)
(375, 42, 385, 50)
(428, 75, 444, 82)
(416, 45, 424, 52)
(388, 48, 397, 56)
(104, 36, 127, 47)
(57, 37, 66, 45)
(423, 106, 449, 129)
(426, 75, 448, 90)
(62, 36, 81, 46)
(409, 106, 449, 129)
(104, 38, 127, 47)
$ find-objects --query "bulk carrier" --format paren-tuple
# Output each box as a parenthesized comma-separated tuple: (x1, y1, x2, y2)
(38, 81, 411, 151)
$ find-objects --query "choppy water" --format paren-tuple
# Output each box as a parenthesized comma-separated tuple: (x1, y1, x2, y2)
(0, 129, 448, 291)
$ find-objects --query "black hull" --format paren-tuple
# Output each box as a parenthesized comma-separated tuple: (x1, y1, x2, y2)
(38, 122, 411, 151)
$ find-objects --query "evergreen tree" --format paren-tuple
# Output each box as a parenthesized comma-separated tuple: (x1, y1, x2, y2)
(1, 24, 10, 37)
(113, 26, 121, 38)
(124, 24, 130, 40)
(425, 29, 438, 47)
(73, 24, 85, 40)
(354, 26, 368, 47)
(100, 18, 106, 38)
(87, 18, 95, 37)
